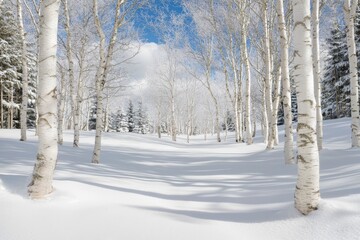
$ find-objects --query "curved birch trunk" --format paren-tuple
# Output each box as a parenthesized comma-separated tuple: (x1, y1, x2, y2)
(293, 0, 320, 215)
(312, 0, 323, 151)
(18, 0, 28, 141)
(28, 0, 60, 199)
(277, 0, 295, 164)
(344, 0, 360, 148)
(92, 0, 124, 163)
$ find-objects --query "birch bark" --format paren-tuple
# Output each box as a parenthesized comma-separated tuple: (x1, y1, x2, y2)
(263, 2, 273, 148)
(344, 0, 360, 148)
(92, 0, 125, 163)
(293, 0, 320, 215)
(240, 8, 253, 145)
(18, 0, 28, 141)
(312, 0, 323, 150)
(62, 0, 78, 147)
(28, 0, 60, 199)
(277, 0, 295, 163)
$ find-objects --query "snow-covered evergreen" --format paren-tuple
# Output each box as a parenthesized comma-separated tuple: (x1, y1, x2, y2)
(323, 22, 350, 119)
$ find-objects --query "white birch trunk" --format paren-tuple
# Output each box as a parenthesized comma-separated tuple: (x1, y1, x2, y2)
(344, 0, 360, 148)
(312, 0, 323, 151)
(277, 0, 295, 164)
(241, 19, 253, 145)
(18, 0, 28, 141)
(262, 84, 268, 144)
(92, 0, 124, 163)
(268, 67, 281, 149)
(62, 0, 77, 146)
(170, 88, 177, 141)
(28, 0, 60, 199)
(263, 3, 273, 149)
(8, 83, 14, 129)
(57, 68, 66, 145)
(293, 0, 320, 215)
(92, 0, 106, 163)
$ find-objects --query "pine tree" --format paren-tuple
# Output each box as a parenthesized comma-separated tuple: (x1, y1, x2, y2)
(323, 22, 350, 119)
(134, 101, 149, 134)
(88, 97, 97, 130)
(127, 100, 135, 132)
(0, 2, 22, 128)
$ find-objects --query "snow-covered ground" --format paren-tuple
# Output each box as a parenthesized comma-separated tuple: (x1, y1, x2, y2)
(0, 118, 359, 240)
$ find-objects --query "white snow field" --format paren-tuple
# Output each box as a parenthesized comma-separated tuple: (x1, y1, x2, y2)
(0, 118, 359, 240)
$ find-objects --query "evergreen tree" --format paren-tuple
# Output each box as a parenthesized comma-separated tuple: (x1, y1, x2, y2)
(112, 108, 129, 132)
(127, 100, 135, 132)
(88, 97, 97, 130)
(0, 2, 37, 129)
(134, 101, 149, 134)
(322, 22, 350, 119)
(0, 2, 22, 128)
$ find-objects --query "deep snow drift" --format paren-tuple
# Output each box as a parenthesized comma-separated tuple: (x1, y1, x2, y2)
(0, 118, 359, 240)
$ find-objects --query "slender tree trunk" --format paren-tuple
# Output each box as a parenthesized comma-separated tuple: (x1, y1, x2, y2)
(268, 67, 281, 149)
(263, 3, 273, 149)
(262, 82, 268, 144)
(312, 0, 323, 150)
(57, 67, 66, 145)
(344, 0, 360, 148)
(92, 0, 124, 163)
(28, 0, 60, 199)
(241, 19, 253, 145)
(277, 0, 295, 164)
(8, 83, 14, 129)
(18, 0, 28, 141)
(170, 91, 176, 141)
(293, 0, 320, 215)
(62, 0, 77, 146)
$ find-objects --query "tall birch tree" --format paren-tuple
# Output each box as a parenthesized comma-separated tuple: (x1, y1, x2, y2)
(17, 0, 28, 141)
(292, 0, 320, 215)
(92, 0, 143, 163)
(344, 0, 360, 148)
(62, 0, 77, 147)
(312, 0, 323, 150)
(28, 0, 60, 199)
(277, 0, 295, 164)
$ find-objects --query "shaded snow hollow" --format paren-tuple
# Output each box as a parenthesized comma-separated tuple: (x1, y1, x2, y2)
(0, 118, 359, 240)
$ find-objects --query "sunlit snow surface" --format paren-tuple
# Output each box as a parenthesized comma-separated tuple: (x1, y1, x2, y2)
(0, 118, 359, 240)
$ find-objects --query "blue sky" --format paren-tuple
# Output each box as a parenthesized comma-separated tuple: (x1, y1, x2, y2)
(133, 0, 186, 43)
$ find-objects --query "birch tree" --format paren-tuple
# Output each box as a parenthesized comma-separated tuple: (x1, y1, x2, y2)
(238, 0, 253, 145)
(277, 0, 295, 164)
(17, 0, 28, 141)
(62, 0, 77, 146)
(92, 0, 143, 163)
(28, 0, 60, 199)
(344, 0, 360, 148)
(262, 1, 273, 148)
(292, 0, 320, 215)
(311, 0, 323, 150)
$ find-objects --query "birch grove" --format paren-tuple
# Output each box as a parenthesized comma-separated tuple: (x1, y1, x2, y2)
(292, 0, 320, 215)
(28, 0, 61, 199)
